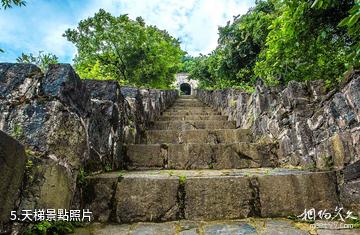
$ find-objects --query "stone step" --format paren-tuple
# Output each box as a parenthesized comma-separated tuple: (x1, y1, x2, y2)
(175, 99, 203, 104)
(150, 120, 235, 130)
(85, 168, 339, 223)
(158, 115, 228, 121)
(172, 101, 204, 106)
(162, 110, 221, 115)
(174, 99, 202, 102)
(171, 104, 207, 108)
(178, 96, 196, 99)
(166, 107, 215, 112)
(75, 218, 321, 234)
(176, 98, 199, 102)
(177, 97, 198, 100)
(126, 142, 276, 169)
(144, 129, 252, 144)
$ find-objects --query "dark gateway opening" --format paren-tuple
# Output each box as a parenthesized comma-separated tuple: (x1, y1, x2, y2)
(180, 83, 191, 95)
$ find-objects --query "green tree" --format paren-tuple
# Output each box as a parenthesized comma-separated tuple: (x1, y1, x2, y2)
(254, 0, 354, 85)
(338, 0, 360, 69)
(64, 9, 184, 88)
(16, 51, 58, 71)
(188, 0, 276, 90)
(179, 55, 197, 73)
(189, 0, 356, 90)
(216, 0, 275, 84)
(1, 0, 25, 9)
(188, 54, 216, 88)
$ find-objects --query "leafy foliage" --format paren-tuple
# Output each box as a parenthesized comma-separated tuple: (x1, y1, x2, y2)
(254, 0, 353, 86)
(188, 0, 358, 90)
(64, 9, 185, 88)
(217, 0, 275, 84)
(188, 0, 275, 90)
(338, 0, 360, 69)
(179, 55, 197, 73)
(23, 221, 82, 235)
(16, 51, 58, 72)
(0, 0, 25, 9)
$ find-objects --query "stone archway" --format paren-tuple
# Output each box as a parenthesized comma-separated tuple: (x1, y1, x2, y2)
(180, 83, 191, 95)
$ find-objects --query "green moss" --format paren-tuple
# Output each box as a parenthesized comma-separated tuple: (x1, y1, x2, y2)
(179, 175, 187, 185)
(287, 215, 315, 224)
(229, 99, 237, 108)
(11, 123, 23, 139)
(303, 163, 316, 171)
(118, 170, 125, 178)
(322, 154, 334, 169)
(347, 217, 360, 228)
(324, 79, 335, 91)
(25, 148, 46, 158)
(104, 163, 112, 172)
(244, 173, 253, 177)
(26, 160, 33, 170)
(76, 167, 88, 186)
(24, 221, 83, 235)
(129, 127, 136, 135)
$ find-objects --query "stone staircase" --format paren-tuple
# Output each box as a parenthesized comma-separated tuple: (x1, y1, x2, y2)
(85, 95, 340, 224)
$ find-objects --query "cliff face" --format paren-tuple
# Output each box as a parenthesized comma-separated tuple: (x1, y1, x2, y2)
(196, 71, 360, 171)
(0, 63, 177, 232)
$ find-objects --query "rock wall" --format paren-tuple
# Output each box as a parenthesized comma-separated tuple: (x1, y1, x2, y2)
(196, 71, 360, 170)
(0, 63, 177, 230)
(196, 71, 360, 214)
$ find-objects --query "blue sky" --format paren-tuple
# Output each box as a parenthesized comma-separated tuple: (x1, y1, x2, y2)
(0, 0, 255, 63)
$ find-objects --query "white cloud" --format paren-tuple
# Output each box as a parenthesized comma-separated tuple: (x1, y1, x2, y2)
(0, 0, 255, 62)
(83, 0, 255, 55)
(0, 0, 77, 62)
(42, 24, 76, 58)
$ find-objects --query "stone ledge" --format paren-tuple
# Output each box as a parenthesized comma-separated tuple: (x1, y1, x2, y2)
(85, 168, 340, 223)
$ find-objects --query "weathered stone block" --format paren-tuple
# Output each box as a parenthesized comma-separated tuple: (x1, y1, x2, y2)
(340, 179, 360, 215)
(0, 131, 26, 226)
(84, 173, 119, 222)
(3, 100, 87, 168)
(184, 177, 253, 220)
(258, 172, 339, 217)
(168, 143, 212, 169)
(126, 144, 164, 168)
(159, 115, 227, 121)
(145, 129, 252, 144)
(84, 79, 122, 103)
(41, 64, 90, 115)
(343, 160, 360, 182)
(0, 63, 42, 100)
(163, 110, 220, 115)
(127, 143, 277, 170)
(83, 79, 127, 171)
(115, 176, 179, 223)
(214, 143, 277, 169)
(151, 120, 235, 130)
(37, 163, 73, 209)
